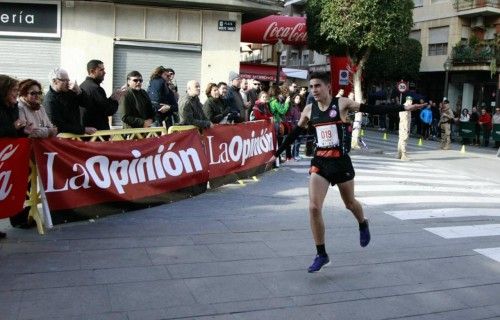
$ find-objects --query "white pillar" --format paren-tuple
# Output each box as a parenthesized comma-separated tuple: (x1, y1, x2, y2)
(462, 83, 474, 109)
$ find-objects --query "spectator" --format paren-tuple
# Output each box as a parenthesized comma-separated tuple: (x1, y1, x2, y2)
(439, 100, 454, 150)
(164, 67, 179, 102)
(218, 81, 229, 102)
(45, 68, 96, 135)
(286, 94, 303, 160)
(251, 91, 272, 121)
(419, 103, 433, 140)
(80, 59, 124, 130)
(179, 80, 212, 129)
(470, 106, 480, 146)
(226, 71, 246, 122)
(120, 71, 154, 128)
(247, 79, 261, 113)
(0, 74, 35, 238)
(17, 79, 57, 138)
(493, 107, 500, 148)
(479, 108, 492, 147)
(459, 108, 471, 145)
(288, 81, 298, 96)
(299, 86, 308, 99)
(147, 66, 178, 128)
(269, 85, 290, 160)
(203, 82, 229, 124)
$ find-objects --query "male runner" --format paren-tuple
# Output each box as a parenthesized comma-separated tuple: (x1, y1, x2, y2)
(272, 72, 424, 272)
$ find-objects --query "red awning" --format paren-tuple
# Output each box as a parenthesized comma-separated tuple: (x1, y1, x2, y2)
(241, 15, 307, 45)
(240, 63, 286, 82)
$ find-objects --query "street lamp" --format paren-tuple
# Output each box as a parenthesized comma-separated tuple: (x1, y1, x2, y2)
(443, 57, 452, 99)
(275, 38, 284, 85)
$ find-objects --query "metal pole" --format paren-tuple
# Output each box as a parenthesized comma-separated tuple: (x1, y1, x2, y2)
(275, 51, 281, 85)
(443, 69, 449, 98)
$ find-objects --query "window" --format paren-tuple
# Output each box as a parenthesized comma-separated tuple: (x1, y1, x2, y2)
(413, 0, 423, 7)
(428, 26, 449, 56)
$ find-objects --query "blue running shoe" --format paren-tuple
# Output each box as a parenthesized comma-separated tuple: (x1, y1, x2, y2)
(307, 255, 330, 273)
(359, 219, 371, 247)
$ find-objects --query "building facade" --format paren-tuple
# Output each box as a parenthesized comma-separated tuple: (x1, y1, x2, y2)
(0, 0, 282, 106)
(413, 0, 499, 112)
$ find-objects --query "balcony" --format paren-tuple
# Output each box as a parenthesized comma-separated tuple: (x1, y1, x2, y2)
(451, 40, 499, 73)
(453, 0, 500, 16)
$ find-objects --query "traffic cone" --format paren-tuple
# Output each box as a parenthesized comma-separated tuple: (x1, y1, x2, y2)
(383, 132, 387, 140)
(360, 129, 365, 137)
(460, 145, 466, 153)
(418, 138, 423, 146)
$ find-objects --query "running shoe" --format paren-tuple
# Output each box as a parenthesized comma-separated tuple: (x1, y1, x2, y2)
(307, 255, 330, 273)
(359, 220, 371, 247)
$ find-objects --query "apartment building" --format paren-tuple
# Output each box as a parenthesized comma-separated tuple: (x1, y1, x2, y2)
(413, 0, 499, 112)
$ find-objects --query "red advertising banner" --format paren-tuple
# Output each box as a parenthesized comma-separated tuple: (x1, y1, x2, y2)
(204, 120, 276, 179)
(0, 138, 30, 219)
(33, 130, 209, 210)
(241, 15, 307, 45)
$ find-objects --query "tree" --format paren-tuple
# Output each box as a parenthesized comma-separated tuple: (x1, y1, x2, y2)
(364, 38, 422, 92)
(306, 0, 414, 148)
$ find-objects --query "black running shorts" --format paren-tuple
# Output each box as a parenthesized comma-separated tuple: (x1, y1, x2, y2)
(309, 154, 355, 186)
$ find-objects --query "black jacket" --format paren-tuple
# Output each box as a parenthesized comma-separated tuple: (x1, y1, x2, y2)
(0, 101, 24, 137)
(120, 89, 155, 128)
(179, 95, 211, 129)
(147, 77, 178, 125)
(80, 77, 118, 130)
(44, 86, 89, 135)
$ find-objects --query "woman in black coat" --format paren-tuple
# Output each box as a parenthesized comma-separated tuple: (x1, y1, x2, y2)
(147, 66, 178, 128)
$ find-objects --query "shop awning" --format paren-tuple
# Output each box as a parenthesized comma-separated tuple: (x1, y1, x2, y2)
(240, 63, 286, 82)
(282, 68, 308, 79)
(241, 15, 307, 45)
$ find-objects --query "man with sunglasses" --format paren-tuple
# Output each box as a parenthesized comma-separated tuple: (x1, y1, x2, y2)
(80, 59, 126, 131)
(120, 71, 154, 128)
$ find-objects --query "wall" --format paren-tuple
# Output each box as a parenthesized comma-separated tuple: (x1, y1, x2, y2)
(61, 1, 240, 96)
(61, 2, 115, 94)
(201, 11, 241, 92)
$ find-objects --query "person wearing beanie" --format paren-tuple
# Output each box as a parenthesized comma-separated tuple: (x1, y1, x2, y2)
(397, 96, 413, 161)
(225, 71, 245, 122)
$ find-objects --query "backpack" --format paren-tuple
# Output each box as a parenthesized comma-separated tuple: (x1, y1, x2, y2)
(420, 108, 432, 124)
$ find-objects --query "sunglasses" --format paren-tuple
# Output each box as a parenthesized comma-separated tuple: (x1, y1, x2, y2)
(28, 91, 42, 96)
(130, 78, 143, 83)
(57, 78, 70, 82)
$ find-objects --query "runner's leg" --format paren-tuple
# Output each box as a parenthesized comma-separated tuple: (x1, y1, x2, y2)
(337, 179, 364, 223)
(308, 172, 330, 245)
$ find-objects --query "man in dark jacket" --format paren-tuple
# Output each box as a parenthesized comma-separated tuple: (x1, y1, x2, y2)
(179, 80, 212, 129)
(45, 68, 96, 135)
(225, 71, 245, 122)
(80, 59, 125, 130)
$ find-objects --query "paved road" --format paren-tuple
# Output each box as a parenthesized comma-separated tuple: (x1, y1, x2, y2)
(0, 132, 499, 320)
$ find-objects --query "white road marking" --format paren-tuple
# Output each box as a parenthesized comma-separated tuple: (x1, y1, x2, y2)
(356, 176, 496, 187)
(359, 195, 500, 205)
(356, 185, 500, 195)
(424, 224, 500, 239)
(474, 248, 500, 263)
(356, 169, 469, 180)
(385, 208, 500, 220)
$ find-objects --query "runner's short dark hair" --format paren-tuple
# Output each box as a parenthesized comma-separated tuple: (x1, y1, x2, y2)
(309, 72, 330, 84)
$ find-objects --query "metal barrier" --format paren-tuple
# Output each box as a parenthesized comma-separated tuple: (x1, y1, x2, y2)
(57, 127, 168, 141)
(167, 125, 198, 134)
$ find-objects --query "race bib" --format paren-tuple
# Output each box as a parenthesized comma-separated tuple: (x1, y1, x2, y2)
(316, 124, 339, 148)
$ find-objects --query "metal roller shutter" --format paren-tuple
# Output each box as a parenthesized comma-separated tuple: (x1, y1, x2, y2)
(113, 42, 201, 126)
(0, 37, 61, 91)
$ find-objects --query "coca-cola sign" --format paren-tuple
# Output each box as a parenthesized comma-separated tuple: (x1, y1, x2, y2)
(241, 15, 307, 45)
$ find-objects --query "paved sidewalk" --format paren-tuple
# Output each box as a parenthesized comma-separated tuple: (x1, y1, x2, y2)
(1, 148, 500, 320)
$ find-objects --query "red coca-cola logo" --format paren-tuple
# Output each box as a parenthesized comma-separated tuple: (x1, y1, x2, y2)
(262, 21, 307, 43)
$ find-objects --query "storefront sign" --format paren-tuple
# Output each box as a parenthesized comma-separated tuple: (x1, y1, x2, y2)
(33, 131, 209, 210)
(0, 138, 31, 219)
(241, 15, 307, 45)
(204, 121, 276, 179)
(218, 20, 236, 32)
(0, 1, 60, 37)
